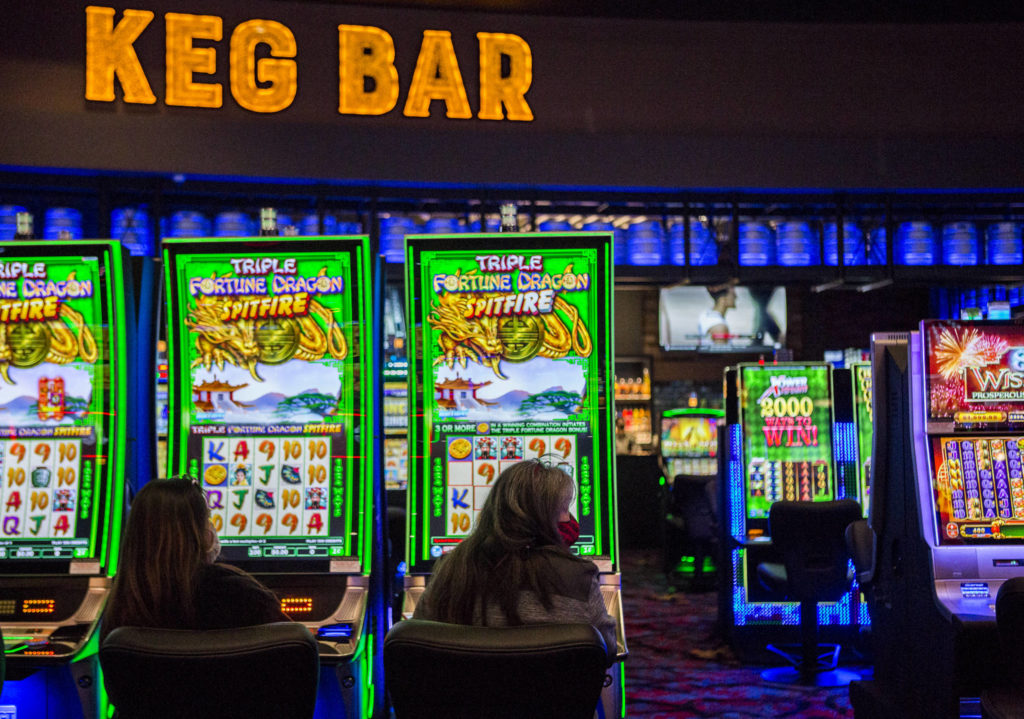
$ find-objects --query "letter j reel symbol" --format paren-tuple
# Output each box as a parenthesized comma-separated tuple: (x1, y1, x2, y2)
(1009, 348, 1024, 372)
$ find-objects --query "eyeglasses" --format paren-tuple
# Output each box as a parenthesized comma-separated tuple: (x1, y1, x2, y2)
(532, 454, 575, 478)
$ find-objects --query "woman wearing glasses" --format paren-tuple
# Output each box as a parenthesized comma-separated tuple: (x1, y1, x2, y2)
(101, 478, 288, 639)
(413, 459, 617, 657)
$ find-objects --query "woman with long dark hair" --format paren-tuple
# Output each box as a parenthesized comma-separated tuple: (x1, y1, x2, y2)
(101, 478, 287, 639)
(413, 459, 617, 655)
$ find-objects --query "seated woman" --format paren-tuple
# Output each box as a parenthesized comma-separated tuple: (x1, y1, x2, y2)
(414, 460, 617, 657)
(102, 478, 288, 639)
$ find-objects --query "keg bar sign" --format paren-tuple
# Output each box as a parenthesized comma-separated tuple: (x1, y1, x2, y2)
(404, 232, 616, 570)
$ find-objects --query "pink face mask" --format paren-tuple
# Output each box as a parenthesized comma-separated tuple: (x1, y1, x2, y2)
(558, 517, 580, 547)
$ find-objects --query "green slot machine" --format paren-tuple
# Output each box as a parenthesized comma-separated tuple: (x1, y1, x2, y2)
(0, 241, 132, 719)
(851, 362, 874, 513)
(402, 232, 627, 718)
(720, 362, 867, 656)
(163, 236, 381, 719)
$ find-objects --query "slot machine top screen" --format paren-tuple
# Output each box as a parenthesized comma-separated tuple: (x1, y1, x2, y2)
(405, 234, 614, 571)
(922, 320, 1024, 545)
(661, 409, 723, 459)
(164, 239, 370, 568)
(738, 363, 835, 520)
(0, 248, 121, 567)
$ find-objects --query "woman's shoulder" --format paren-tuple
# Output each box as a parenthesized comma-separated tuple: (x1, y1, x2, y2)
(537, 547, 599, 598)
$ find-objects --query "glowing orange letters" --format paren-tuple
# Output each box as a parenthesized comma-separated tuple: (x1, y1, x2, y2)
(84, 7, 533, 120)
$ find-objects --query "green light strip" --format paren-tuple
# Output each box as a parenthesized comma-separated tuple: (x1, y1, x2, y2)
(162, 246, 178, 476)
(106, 243, 129, 573)
(663, 407, 725, 418)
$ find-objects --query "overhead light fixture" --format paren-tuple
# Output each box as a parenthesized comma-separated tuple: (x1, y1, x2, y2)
(811, 279, 845, 293)
(857, 278, 893, 293)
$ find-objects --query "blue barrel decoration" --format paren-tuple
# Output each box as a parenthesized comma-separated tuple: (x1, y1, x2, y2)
(43, 207, 83, 240)
(272, 213, 292, 234)
(169, 211, 210, 238)
(895, 221, 936, 265)
(941, 222, 979, 265)
(867, 226, 888, 265)
(582, 221, 627, 264)
(823, 222, 866, 266)
(112, 207, 154, 256)
(424, 217, 462, 234)
(0, 205, 27, 240)
(627, 220, 664, 266)
(737, 221, 775, 266)
(468, 217, 501, 232)
(380, 216, 419, 263)
(775, 221, 820, 266)
(668, 220, 717, 266)
(336, 221, 361, 234)
(538, 220, 573, 232)
(215, 211, 252, 238)
(986, 222, 1023, 265)
(300, 213, 338, 236)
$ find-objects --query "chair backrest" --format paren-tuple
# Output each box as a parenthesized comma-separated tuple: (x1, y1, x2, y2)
(100, 622, 319, 719)
(845, 518, 876, 587)
(996, 577, 1024, 685)
(672, 475, 717, 539)
(769, 499, 863, 603)
(384, 619, 609, 719)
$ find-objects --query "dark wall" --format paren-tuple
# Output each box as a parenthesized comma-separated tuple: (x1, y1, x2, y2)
(3, 2, 1024, 189)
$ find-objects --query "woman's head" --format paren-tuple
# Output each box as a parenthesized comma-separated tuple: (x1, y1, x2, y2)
(122, 478, 216, 568)
(475, 459, 575, 552)
(103, 478, 217, 636)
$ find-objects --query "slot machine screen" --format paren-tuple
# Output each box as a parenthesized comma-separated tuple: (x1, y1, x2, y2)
(660, 409, 722, 477)
(407, 238, 613, 566)
(922, 320, 1024, 544)
(738, 364, 835, 520)
(165, 242, 368, 565)
(0, 252, 113, 563)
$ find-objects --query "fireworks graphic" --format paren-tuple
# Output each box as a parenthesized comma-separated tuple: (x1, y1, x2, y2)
(933, 326, 986, 381)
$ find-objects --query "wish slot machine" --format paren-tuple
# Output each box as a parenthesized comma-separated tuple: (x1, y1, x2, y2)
(163, 237, 380, 719)
(402, 232, 627, 718)
(851, 321, 1024, 719)
(721, 362, 866, 656)
(0, 242, 132, 719)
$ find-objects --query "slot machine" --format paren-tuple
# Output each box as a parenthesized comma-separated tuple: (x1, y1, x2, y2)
(660, 407, 724, 479)
(163, 236, 383, 718)
(401, 232, 627, 718)
(720, 362, 867, 657)
(854, 320, 1024, 718)
(0, 241, 133, 718)
(850, 362, 874, 514)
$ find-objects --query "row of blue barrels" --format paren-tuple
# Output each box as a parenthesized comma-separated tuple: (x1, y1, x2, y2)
(378, 216, 719, 265)
(5, 206, 1024, 267)
(738, 220, 1024, 267)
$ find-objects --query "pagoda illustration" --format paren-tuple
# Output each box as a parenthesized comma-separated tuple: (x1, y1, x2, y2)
(435, 375, 496, 410)
(193, 377, 250, 412)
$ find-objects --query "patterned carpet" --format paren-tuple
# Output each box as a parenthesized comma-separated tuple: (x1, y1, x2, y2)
(620, 549, 857, 718)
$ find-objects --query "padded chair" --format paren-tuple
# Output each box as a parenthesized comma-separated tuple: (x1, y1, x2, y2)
(663, 474, 718, 587)
(981, 577, 1024, 719)
(384, 619, 610, 719)
(757, 499, 863, 687)
(100, 622, 319, 719)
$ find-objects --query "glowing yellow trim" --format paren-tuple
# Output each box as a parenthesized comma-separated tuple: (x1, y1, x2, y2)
(84, 6, 156, 104)
(230, 19, 297, 113)
(477, 32, 534, 121)
(338, 25, 399, 116)
(403, 30, 471, 119)
(165, 12, 223, 108)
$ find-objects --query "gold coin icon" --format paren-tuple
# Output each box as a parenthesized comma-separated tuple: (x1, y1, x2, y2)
(255, 317, 300, 364)
(449, 438, 472, 460)
(204, 464, 228, 486)
(497, 315, 544, 362)
(10, 322, 51, 368)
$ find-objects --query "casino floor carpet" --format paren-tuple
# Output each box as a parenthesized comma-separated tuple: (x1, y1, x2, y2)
(620, 549, 856, 718)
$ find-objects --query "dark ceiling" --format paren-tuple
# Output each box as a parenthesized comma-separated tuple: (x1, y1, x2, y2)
(308, 0, 1024, 23)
